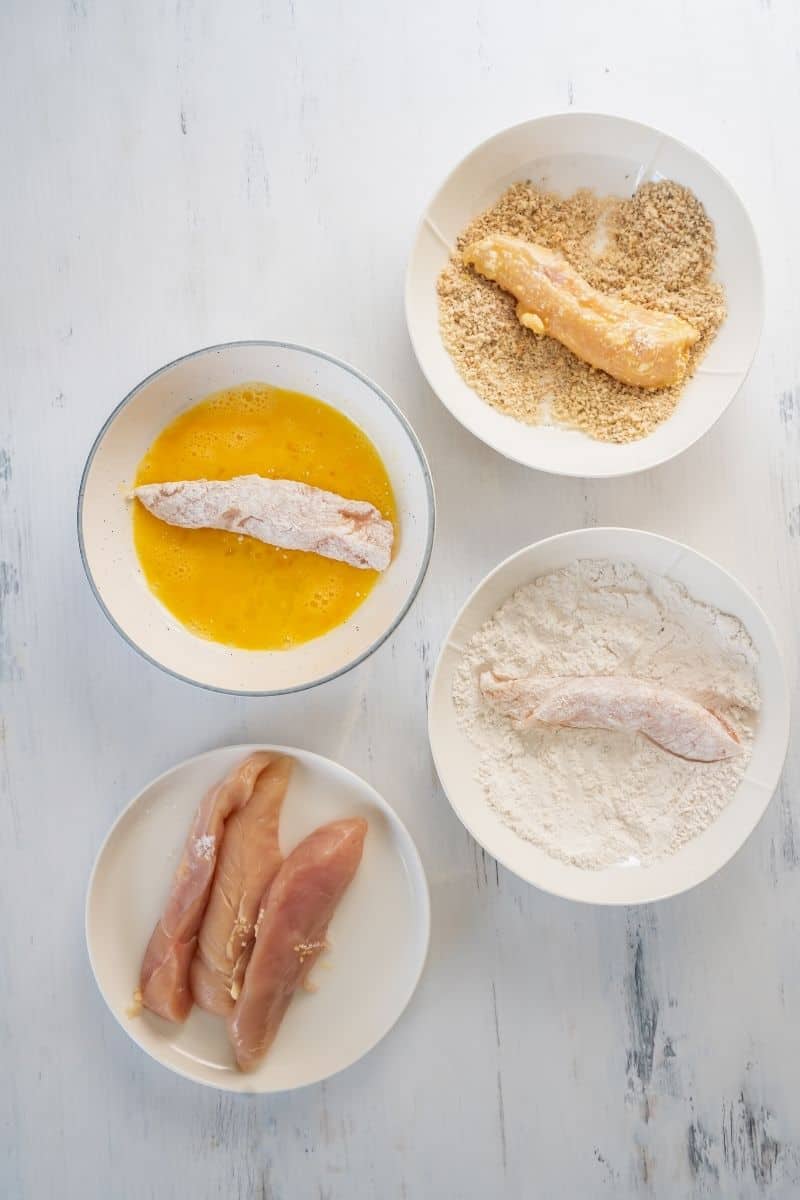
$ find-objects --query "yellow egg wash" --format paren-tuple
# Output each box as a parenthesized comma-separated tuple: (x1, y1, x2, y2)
(133, 383, 397, 650)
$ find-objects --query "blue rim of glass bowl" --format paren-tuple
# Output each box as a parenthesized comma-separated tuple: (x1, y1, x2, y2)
(77, 339, 436, 696)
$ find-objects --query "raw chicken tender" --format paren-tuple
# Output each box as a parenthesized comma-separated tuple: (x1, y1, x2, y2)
(139, 752, 276, 1022)
(480, 672, 740, 762)
(228, 817, 367, 1072)
(191, 755, 292, 1016)
(134, 475, 394, 571)
(464, 235, 700, 389)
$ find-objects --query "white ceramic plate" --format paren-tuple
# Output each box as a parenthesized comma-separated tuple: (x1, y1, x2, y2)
(406, 112, 763, 478)
(86, 744, 430, 1092)
(78, 341, 435, 694)
(428, 529, 790, 904)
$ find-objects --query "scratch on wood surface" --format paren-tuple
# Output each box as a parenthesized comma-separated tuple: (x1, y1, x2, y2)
(475, 8, 490, 77)
(778, 386, 798, 428)
(68, 0, 88, 27)
(721, 1093, 781, 1186)
(419, 629, 432, 712)
(778, 780, 798, 867)
(244, 131, 271, 206)
(0, 716, 19, 847)
(472, 841, 489, 890)
(319, 1079, 331, 1146)
(687, 1119, 719, 1183)
(638, 1143, 651, 1184)
(496, 1069, 507, 1171)
(0, 561, 21, 682)
(593, 1146, 619, 1184)
(624, 918, 659, 1091)
(490, 980, 500, 1048)
(304, 151, 319, 183)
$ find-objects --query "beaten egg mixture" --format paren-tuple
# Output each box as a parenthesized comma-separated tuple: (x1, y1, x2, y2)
(133, 383, 397, 649)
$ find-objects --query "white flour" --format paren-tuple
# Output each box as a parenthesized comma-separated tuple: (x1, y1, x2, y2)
(453, 560, 760, 869)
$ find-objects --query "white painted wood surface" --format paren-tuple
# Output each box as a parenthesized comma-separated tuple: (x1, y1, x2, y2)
(2, 0, 799, 1195)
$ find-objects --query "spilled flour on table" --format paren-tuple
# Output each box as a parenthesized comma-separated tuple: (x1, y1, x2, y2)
(453, 560, 760, 869)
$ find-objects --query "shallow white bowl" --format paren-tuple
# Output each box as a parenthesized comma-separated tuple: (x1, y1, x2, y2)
(406, 112, 763, 478)
(79, 341, 435, 694)
(428, 529, 790, 904)
(86, 744, 430, 1092)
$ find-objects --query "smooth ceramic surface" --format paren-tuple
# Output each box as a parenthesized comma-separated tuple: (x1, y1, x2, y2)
(429, 528, 790, 904)
(78, 341, 435, 693)
(406, 112, 763, 478)
(86, 744, 430, 1093)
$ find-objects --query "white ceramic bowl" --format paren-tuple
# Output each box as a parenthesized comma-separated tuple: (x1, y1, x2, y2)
(86, 744, 430, 1092)
(79, 342, 435, 694)
(428, 529, 790, 904)
(406, 112, 763, 478)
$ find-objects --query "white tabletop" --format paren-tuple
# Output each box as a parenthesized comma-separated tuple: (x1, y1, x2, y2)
(2, 1, 799, 1196)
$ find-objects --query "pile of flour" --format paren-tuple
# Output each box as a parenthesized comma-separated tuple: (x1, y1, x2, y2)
(452, 559, 760, 869)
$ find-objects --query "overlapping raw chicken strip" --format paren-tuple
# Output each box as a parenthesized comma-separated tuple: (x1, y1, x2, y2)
(190, 755, 292, 1015)
(480, 672, 740, 762)
(228, 817, 368, 1072)
(139, 751, 277, 1022)
(134, 475, 394, 571)
(464, 235, 700, 389)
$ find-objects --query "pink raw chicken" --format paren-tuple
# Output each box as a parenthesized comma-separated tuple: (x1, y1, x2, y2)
(139, 752, 277, 1022)
(480, 672, 741, 763)
(190, 755, 292, 1015)
(228, 817, 368, 1072)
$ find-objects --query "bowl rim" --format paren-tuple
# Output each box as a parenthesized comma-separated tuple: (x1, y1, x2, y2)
(428, 526, 791, 905)
(84, 741, 432, 1093)
(405, 109, 765, 480)
(77, 339, 437, 696)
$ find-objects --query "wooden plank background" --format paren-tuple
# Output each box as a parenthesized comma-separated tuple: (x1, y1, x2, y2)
(1, 0, 799, 1195)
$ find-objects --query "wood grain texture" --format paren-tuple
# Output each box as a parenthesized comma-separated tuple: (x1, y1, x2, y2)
(2, 0, 799, 1196)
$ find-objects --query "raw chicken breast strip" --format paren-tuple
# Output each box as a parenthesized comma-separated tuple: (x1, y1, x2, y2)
(228, 817, 368, 1072)
(191, 755, 292, 1016)
(464, 235, 700, 389)
(480, 672, 741, 763)
(140, 752, 277, 1022)
(134, 475, 394, 571)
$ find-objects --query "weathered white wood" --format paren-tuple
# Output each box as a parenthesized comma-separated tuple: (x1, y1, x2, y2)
(2, 0, 799, 1195)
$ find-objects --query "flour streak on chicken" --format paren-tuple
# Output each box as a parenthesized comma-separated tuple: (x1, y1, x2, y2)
(134, 475, 394, 571)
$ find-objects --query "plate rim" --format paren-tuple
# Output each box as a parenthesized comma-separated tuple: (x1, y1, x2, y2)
(405, 109, 765, 479)
(427, 526, 791, 905)
(85, 742, 432, 1093)
(77, 339, 437, 696)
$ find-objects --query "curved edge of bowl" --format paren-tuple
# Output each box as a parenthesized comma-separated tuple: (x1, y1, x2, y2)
(405, 110, 765, 481)
(427, 527, 790, 905)
(77, 340, 437, 696)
